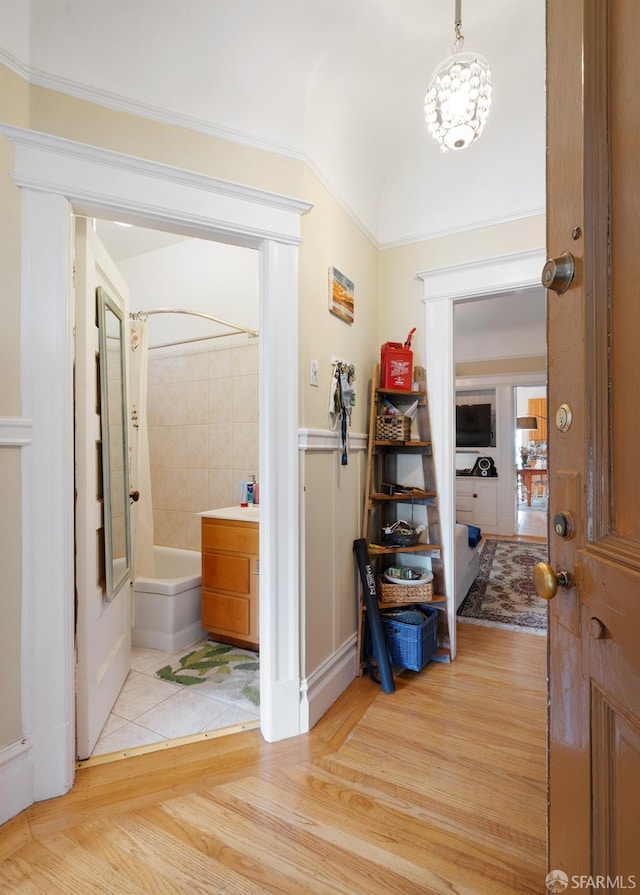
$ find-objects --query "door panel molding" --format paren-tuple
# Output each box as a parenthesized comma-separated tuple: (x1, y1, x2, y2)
(583, 0, 611, 545)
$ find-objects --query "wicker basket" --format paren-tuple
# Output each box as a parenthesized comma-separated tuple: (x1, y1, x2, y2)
(378, 575, 434, 602)
(376, 415, 411, 441)
(378, 606, 439, 671)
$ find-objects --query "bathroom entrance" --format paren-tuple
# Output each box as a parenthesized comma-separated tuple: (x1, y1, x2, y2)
(74, 215, 262, 762)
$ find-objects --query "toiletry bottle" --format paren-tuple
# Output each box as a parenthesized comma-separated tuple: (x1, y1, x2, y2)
(253, 479, 259, 506)
(239, 481, 248, 507)
(247, 475, 255, 505)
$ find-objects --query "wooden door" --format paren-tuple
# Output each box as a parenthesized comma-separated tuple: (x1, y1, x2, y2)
(75, 218, 132, 759)
(546, 0, 640, 880)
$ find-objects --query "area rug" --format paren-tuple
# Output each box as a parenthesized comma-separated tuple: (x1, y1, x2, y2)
(156, 640, 260, 707)
(457, 538, 548, 635)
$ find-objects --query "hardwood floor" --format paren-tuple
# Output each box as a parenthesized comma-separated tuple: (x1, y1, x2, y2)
(1, 624, 547, 894)
(517, 506, 548, 538)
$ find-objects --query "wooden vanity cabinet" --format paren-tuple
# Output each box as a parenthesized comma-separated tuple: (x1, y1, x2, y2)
(201, 517, 259, 650)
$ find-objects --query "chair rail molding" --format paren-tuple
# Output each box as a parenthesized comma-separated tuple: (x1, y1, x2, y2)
(298, 428, 367, 452)
(417, 248, 546, 661)
(0, 123, 312, 822)
(0, 417, 33, 445)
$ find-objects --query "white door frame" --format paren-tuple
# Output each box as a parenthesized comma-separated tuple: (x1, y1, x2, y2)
(417, 248, 546, 660)
(1, 124, 312, 804)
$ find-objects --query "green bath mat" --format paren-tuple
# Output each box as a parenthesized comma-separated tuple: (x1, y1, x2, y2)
(156, 641, 260, 707)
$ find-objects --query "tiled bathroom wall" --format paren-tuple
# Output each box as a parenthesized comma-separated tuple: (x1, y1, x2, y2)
(147, 337, 258, 550)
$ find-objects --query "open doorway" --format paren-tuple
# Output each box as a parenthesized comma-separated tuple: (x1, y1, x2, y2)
(77, 217, 262, 763)
(515, 385, 548, 538)
(9, 128, 307, 809)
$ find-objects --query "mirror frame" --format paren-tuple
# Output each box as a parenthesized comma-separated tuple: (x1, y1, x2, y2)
(97, 285, 132, 601)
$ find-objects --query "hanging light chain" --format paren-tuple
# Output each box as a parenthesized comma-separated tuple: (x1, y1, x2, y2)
(454, 0, 463, 44)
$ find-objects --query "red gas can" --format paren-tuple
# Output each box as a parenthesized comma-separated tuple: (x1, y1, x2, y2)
(380, 329, 416, 390)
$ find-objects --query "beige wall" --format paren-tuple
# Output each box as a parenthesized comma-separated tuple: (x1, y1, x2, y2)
(29, 86, 305, 200)
(378, 216, 546, 372)
(0, 65, 27, 414)
(299, 166, 379, 433)
(0, 64, 28, 750)
(298, 166, 379, 673)
(456, 355, 546, 378)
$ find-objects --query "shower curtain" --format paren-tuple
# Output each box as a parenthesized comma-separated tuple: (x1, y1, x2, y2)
(129, 318, 155, 577)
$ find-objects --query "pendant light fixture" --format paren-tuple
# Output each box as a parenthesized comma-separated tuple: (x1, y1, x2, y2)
(424, 0, 492, 152)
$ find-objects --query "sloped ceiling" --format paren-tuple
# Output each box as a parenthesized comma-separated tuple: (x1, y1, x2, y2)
(0, 0, 546, 247)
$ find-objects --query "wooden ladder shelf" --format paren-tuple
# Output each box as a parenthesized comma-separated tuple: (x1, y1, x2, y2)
(356, 363, 450, 675)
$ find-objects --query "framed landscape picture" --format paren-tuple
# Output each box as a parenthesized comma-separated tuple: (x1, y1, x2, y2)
(329, 267, 354, 324)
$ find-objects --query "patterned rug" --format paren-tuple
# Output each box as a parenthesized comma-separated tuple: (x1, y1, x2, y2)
(457, 538, 548, 635)
(156, 640, 260, 707)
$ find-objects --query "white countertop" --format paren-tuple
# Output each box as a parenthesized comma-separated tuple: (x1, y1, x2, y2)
(200, 505, 260, 522)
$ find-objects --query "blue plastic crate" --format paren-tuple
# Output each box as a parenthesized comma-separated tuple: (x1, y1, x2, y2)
(378, 606, 438, 672)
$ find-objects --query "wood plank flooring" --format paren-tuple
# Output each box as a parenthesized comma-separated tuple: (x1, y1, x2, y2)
(0, 624, 547, 894)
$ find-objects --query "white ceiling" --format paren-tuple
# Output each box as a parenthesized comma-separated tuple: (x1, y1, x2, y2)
(0, 0, 546, 247)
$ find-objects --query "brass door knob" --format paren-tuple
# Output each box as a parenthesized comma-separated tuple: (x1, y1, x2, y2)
(533, 562, 573, 600)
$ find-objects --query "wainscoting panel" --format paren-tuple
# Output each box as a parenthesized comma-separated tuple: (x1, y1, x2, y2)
(298, 428, 366, 729)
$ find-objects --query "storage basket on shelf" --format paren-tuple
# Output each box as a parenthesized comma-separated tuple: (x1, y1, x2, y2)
(376, 415, 411, 442)
(376, 606, 438, 672)
(381, 519, 424, 548)
(378, 574, 434, 603)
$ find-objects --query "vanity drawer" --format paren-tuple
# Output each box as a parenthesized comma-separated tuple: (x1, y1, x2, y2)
(203, 552, 251, 594)
(202, 518, 259, 554)
(201, 589, 250, 636)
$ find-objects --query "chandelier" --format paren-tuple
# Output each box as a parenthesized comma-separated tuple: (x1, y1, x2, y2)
(424, 0, 492, 152)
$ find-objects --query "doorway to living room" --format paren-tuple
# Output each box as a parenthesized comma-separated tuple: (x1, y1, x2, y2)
(515, 385, 548, 538)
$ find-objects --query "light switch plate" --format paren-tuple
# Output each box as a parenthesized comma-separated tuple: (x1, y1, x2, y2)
(310, 359, 320, 387)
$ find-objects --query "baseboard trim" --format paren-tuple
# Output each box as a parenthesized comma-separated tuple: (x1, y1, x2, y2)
(0, 738, 34, 826)
(300, 636, 357, 730)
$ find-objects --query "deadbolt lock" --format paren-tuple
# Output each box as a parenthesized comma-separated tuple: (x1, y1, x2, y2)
(556, 403, 573, 432)
(553, 512, 574, 539)
(542, 252, 575, 294)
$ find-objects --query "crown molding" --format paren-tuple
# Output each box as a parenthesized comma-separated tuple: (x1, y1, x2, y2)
(0, 51, 544, 251)
(0, 46, 30, 81)
(3, 56, 379, 246)
(28, 64, 309, 164)
(31, 67, 380, 249)
(300, 155, 379, 248)
(379, 207, 546, 251)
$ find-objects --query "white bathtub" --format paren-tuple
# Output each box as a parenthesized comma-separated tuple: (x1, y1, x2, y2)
(132, 546, 205, 652)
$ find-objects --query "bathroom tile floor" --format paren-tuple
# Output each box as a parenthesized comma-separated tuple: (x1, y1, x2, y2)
(91, 639, 260, 758)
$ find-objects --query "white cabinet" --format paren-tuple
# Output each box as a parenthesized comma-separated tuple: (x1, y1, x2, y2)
(455, 477, 498, 530)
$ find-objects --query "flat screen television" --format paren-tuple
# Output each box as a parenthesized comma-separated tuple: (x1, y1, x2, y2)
(456, 403, 493, 448)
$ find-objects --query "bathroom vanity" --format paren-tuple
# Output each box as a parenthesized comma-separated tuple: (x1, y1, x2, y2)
(200, 507, 259, 650)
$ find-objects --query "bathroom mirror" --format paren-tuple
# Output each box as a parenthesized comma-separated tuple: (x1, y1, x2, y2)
(97, 286, 132, 601)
